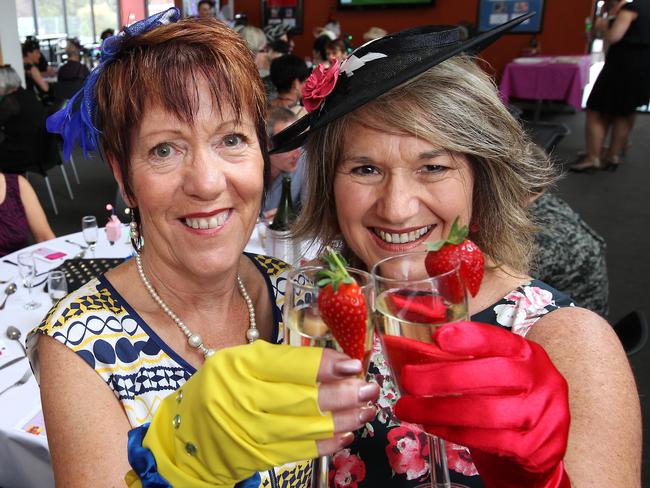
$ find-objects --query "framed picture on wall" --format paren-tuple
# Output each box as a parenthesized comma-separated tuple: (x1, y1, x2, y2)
(261, 0, 304, 35)
(477, 0, 545, 33)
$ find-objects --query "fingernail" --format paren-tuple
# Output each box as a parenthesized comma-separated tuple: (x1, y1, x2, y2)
(334, 359, 362, 375)
(358, 406, 376, 423)
(358, 383, 379, 401)
(339, 432, 355, 447)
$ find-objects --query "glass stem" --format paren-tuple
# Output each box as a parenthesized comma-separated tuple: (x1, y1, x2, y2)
(312, 455, 330, 488)
(430, 435, 451, 488)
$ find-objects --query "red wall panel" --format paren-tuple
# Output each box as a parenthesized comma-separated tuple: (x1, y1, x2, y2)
(235, 0, 594, 77)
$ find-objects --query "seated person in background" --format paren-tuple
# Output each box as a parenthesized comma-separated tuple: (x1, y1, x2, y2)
(22, 39, 49, 95)
(262, 107, 304, 216)
(0, 171, 55, 257)
(264, 22, 294, 53)
(326, 38, 349, 63)
(235, 25, 276, 102)
(530, 191, 609, 317)
(0, 65, 46, 174)
(312, 34, 332, 67)
(270, 54, 309, 117)
(197, 0, 214, 18)
(100, 28, 115, 44)
(57, 41, 90, 82)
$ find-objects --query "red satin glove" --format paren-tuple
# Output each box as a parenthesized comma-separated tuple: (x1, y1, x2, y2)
(393, 321, 571, 488)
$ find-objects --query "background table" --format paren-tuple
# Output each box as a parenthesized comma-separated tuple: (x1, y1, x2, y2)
(499, 55, 595, 118)
(0, 224, 268, 487)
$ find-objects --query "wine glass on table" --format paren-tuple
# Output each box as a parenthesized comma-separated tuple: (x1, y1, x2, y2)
(47, 270, 68, 304)
(284, 252, 375, 488)
(81, 215, 98, 258)
(17, 252, 41, 310)
(372, 251, 468, 488)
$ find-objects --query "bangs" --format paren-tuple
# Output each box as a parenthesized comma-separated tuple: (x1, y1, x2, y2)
(94, 17, 268, 200)
(99, 28, 264, 134)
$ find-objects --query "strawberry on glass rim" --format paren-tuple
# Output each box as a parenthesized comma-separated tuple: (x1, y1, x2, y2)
(424, 217, 484, 298)
(316, 248, 368, 362)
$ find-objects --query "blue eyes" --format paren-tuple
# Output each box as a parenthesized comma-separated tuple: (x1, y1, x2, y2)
(149, 134, 248, 160)
(153, 143, 173, 158)
(224, 134, 245, 147)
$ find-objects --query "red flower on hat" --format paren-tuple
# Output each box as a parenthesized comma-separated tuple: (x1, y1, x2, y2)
(302, 59, 339, 113)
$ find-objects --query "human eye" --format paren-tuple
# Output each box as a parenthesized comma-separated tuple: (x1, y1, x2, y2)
(350, 164, 380, 176)
(150, 142, 174, 159)
(420, 164, 446, 174)
(222, 133, 247, 148)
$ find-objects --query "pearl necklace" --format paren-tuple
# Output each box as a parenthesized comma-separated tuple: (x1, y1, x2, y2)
(135, 254, 258, 359)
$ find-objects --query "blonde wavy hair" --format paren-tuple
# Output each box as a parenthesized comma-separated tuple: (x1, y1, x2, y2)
(293, 55, 557, 274)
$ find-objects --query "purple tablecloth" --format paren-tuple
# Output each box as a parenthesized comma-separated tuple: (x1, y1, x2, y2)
(499, 55, 593, 110)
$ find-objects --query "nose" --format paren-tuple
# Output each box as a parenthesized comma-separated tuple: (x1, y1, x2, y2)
(375, 171, 420, 224)
(183, 146, 227, 200)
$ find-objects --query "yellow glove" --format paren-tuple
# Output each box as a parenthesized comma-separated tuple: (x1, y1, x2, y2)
(129, 340, 334, 487)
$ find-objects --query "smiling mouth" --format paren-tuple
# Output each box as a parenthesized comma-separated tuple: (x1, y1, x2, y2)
(373, 225, 433, 244)
(182, 210, 230, 230)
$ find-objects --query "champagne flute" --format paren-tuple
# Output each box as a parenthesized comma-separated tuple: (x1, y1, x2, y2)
(284, 264, 375, 488)
(372, 251, 468, 488)
(47, 270, 68, 304)
(81, 215, 98, 258)
(17, 252, 41, 310)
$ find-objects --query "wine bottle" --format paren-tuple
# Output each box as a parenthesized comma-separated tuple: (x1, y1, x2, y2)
(268, 176, 296, 231)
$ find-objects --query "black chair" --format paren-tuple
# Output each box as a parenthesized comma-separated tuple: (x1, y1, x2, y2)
(522, 120, 571, 155)
(613, 311, 648, 356)
(24, 122, 74, 215)
(54, 80, 83, 101)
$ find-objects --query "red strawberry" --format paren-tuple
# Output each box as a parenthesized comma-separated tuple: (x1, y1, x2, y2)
(317, 250, 368, 361)
(424, 217, 484, 299)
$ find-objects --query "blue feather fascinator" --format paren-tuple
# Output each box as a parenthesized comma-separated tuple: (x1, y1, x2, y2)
(46, 7, 181, 161)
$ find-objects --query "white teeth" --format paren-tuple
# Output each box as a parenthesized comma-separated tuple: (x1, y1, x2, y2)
(184, 211, 228, 230)
(375, 226, 431, 244)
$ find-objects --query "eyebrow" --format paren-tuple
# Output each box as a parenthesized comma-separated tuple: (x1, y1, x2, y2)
(342, 149, 449, 164)
(140, 119, 245, 139)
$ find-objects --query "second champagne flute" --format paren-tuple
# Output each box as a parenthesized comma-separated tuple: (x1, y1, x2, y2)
(81, 215, 98, 258)
(284, 262, 375, 488)
(372, 251, 469, 488)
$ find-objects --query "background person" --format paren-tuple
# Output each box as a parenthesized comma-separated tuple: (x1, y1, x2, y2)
(273, 22, 641, 487)
(0, 171, 55, 257)
(571, 0, 650, 171)
(57, 41, 90, 82)
(22, 39, 49, 95)
(270, 54, 309, 117)
(262, 107, 304, 216)
(0, 65, 46, 174)
(29, 10, 377, 487)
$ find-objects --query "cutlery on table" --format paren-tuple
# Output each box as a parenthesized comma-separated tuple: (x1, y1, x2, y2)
(0, 356, 27, 371)
(65, 239, 88, 249)
(0, 276, 15, 284)
(0, 369, 32, 396)
(2, 259, 17, 266)
(6, 326, 27, 356)
(0, 283, 17, 310)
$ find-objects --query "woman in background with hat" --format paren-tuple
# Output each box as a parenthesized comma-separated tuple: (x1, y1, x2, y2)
(28, 10, 378, 487)
(273, 16, 641, 487)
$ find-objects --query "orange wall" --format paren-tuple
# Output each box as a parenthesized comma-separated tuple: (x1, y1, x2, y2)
(235, 0, 594, 77)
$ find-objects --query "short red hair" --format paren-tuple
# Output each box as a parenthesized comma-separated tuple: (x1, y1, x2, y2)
(94, 17, 269, 201)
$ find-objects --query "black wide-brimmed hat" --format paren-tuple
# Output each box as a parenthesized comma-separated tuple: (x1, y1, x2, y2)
(271, 13, 534, 154)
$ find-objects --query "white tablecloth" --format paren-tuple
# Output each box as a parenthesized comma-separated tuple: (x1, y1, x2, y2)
(0, 224, 268, 487)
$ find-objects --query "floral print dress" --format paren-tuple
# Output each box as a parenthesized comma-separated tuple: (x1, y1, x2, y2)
(330, 280, 574, 488)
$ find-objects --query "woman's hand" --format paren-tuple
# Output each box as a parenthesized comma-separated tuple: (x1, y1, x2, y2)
(129, 341, 378, 487)
(394, 322, 570, 488)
